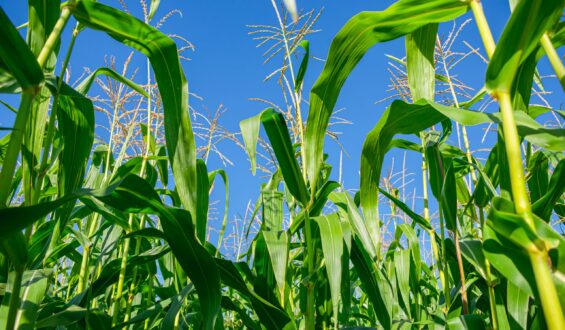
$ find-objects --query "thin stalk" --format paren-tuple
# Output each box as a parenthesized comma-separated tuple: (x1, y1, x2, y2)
(469, 0, 495, 59)
(540, 33, 565, 90)
(76, 244, 90, 293)
(124, 56, 154, 324)
(36, 7, 71, 69)
(454, 232, 469, 314)
(5, 268, 24, 330)
(471, 3, 565, 327)
(270, 0, 307, 178)
(115, 57, 153, 326)
(440, 44, 477, 186)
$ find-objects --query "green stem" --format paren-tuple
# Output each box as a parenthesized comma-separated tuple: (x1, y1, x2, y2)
(36, 7, 71, 69)
(454, 232, 469, 314)
(77, 243, 90, 293)
(471, 3, 565, 327)
(112, 216, 134, 326)
(540, 33, 565, 90)
(115, 58, 153, 325)
(470, 0, 495, 59)
(530, 250, 565, 329)
(5, 268, 24, 330)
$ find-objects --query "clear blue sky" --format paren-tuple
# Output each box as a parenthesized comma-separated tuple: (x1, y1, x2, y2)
(1, 1, 563, 246)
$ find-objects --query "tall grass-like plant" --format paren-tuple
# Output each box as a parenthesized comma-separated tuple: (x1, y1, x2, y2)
(0, 0, 564, 329)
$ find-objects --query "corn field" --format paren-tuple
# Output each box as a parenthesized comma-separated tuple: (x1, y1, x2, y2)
(0, 0, 564, 329)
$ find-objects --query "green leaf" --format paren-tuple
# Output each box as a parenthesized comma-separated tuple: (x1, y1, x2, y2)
(160, 284, 193, 329)
(446, 314, 485, 330)
(253, 232, 278, 306)
(21, 0, 60, 205)
(262, 230, 289, 300)
(485, 0, 563, 93)
(458, 239, 489, 281)
(532, 158, 565, 221)
(507, 281, 529, 330)
(0, 175, 222, 329)
(208, 168, 229, 251)
(289, 180, 340, 234)
(441, 162, 458, 232)
(35, 305, 86, 328)
(196, 159, 209, 242)
(294, 40, 309, 92)
(75, 67, 148, 97)
(71, 0, 198, 216)
(360, 100, 565, 239)
(0, 7, 43, 90)
(314, 213, 344, 328)
(484, 198, 565, 303)
(241, 108, 309, 205)
(0, 269, 51, 329)
(527, 150, 549, 203)
(262, 189, 283, 231)
(148, 0, 161, 21)
(378, 187, 432, 231)
(304, 0, 468, 186)
(329, 192, 377, 260)
(406, 23, 438, 101)
(214, 258, 295, 329)
(350, 237, 392, 330)
(394, 248, 411, 318)
(44, 77, 94, 230)
(156, 145, 168, 186)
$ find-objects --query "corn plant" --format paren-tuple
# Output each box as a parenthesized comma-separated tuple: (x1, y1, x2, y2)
(0, 0, 564, 329)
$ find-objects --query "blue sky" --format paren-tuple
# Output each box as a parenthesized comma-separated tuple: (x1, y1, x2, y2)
(1, 1, 563, 246)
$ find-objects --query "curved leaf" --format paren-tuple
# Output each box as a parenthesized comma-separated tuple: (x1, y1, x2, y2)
(486, 0, 563, 93)
(71, 0, 198, 216)
(304, 0, 468, 186)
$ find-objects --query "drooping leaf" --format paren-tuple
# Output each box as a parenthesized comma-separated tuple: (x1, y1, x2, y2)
(378, 187, 432, 231)
(0, 7, 43, 90)
(71, 0, 198, 216)
(294, 40, 309, 92)
(241, 108, 309, 205)
(75, 67, 148, 97)
(360, 99, 565, 241)
(304, 0, 468, 186)
(0, 175, 222, 329)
